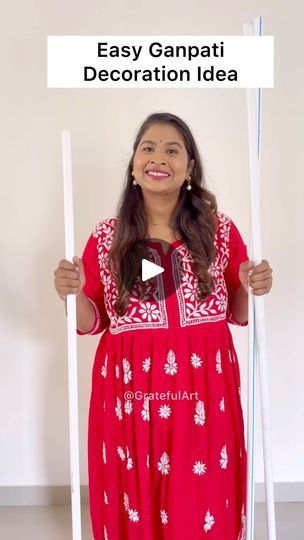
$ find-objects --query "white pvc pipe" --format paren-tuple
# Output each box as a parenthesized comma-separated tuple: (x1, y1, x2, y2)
(62, 130, 82, 539)
(244, 18, 277, 540)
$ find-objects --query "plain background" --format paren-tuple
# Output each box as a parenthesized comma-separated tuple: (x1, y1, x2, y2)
(0, 0, 303, 500)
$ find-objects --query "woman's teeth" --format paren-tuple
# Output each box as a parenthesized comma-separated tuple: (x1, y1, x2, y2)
(146, 171, 169, 178)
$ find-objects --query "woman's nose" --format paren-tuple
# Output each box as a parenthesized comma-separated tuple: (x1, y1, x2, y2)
(150, 160, 166, 165)
(150, 155, 167, 165)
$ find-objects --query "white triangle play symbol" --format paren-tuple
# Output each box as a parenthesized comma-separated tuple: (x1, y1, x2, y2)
(142, 259, 164, 281)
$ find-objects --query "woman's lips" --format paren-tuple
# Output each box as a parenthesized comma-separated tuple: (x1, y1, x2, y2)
(145, 171, 170, 181)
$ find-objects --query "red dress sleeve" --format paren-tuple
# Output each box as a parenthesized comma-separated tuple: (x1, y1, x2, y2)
(77, 228, 110, 336)
(224, 218, 249, 327)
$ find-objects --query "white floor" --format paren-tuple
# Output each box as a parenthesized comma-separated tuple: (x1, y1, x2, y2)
(0, 503, 303, 539)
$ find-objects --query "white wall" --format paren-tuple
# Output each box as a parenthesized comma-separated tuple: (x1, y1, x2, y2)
(1, 0, 303, 495)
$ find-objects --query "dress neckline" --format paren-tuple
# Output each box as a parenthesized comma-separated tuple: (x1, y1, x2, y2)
(145, 238, 184, 246)
(144, 238, 185, 256)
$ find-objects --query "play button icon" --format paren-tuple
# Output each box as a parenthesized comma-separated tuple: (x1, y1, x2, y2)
(121, 236, 186, 301)
(142, 259, 164, 281)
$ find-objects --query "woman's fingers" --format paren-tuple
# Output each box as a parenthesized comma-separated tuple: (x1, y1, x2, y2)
(54, 258, 84, 300)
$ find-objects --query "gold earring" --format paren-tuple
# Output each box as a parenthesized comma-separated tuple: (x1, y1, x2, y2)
(132, 171, 137, 185)
(186, 175, 192, 191)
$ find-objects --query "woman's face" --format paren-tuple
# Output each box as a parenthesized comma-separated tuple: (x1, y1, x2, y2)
(132, 123, 194, 193)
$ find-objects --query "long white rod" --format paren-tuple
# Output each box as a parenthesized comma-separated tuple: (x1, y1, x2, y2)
(244, 17, 277, 540)
(62, 130, 82, 539)
(251, 18, 277, 539)
(244, 21, 258, 537)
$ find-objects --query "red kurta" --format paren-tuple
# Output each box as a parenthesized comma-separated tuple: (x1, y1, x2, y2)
(77, 211, 248, 540)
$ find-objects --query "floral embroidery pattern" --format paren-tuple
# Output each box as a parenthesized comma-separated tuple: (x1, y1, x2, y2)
(101, 354, 108, 378)
(158, 404, 172, 419)
(115, 397, 123, 420)
(164, 349, 178, 375)
(123, 492, 140, 523)
(91, 212, 235, 334)
(142, 357, 151, 372)
(141, 397, 150, 421)
(157, 452, 170, 475)
(117, 445, 133, 470)
(216, 350, 222, 374)
(220, 445, 228, 469)
(194, 400, 206, 426)
(124, 399, 133, 415)
(190, 352, 203, 368)
(123, 358, 132, 383)
(193, 461, 207, 476)
(203, 509, 215, 532)
(160, 509, 168, 524)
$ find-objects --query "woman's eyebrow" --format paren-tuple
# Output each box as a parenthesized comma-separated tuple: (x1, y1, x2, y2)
(140, 140, 183, 149)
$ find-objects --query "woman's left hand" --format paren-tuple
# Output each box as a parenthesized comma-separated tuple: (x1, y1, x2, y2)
(239, 259, 273, 295)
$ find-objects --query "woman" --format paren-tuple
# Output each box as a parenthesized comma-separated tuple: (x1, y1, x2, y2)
(54, 112, 273, 539)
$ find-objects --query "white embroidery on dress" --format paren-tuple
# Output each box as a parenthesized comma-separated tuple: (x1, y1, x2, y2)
(158, 404, 172, 419)
(203, 509, 215, 532)
(124, 399, 133, 414)
(117, 446, 126, 460)
(220, 444, 228, 469)
(123, 358, 132, 383)
(139, 301, 160, 322)
(115, 364, 120, 378)
(160, 509, 168, 524)
(125, 446, 133, 470)
(102, 441, 106, 464)
(141, 397, 150, 421)
(193, 461, 207, 475)
(164, 349, 178, 375)
(123, 492, 129, 511)
(146, 453, 149, 469)
(129, 509, 140, 522)
(104, 490, 108, 505)
(157, 452, 170, 475)
(194, 400, 206, 426)
(142, 357, 151, 372)
(190, 352, 203, 368)
(219, 397, 225, 412)
(174, 212, 231, 328)
(91, 212, 234, 333)
(216, 349, 222, 374)
(123, 492, 140, 522)
(101, 354, 108, 377)
(117, 445, 133, 470)
(115, 397, 123, 420)
(104, 525, 108, 540)
(237, 504, 247, 540)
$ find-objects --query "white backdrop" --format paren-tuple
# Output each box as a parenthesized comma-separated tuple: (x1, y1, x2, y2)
(0, 0, 303, 500)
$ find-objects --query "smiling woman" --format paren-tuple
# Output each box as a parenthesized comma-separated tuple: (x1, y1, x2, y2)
(132, 124, 194, 199)
(68, 112, 251, 540)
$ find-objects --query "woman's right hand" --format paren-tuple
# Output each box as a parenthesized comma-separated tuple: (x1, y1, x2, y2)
(54, 256, 86, 301)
